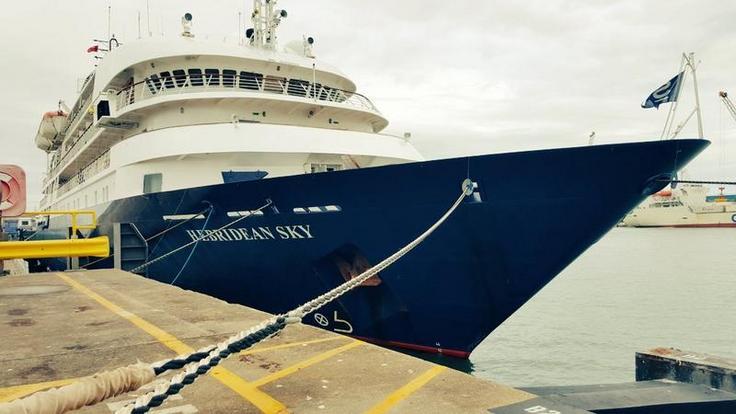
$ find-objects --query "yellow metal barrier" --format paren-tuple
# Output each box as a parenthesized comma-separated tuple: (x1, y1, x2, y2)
(0, 236, 109, 260)
(22, 210, 97, 238)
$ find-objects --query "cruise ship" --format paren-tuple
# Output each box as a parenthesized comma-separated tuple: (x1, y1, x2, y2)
(621, 185, 736, 227)
(33, 1, 709, 358)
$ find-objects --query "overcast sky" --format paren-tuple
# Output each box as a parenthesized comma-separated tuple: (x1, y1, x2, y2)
(2, 0, 735, 208)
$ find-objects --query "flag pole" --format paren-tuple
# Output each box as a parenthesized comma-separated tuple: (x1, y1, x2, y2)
(661, 54, 687, 139)
(688, 52, 704, 138)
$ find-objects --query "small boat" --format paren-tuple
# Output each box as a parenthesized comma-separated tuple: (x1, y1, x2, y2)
(621, 184, 736, 227)
(34, 110, 68, 152)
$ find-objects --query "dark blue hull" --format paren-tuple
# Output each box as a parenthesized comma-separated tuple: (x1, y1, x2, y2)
(54, 139, 707, 357)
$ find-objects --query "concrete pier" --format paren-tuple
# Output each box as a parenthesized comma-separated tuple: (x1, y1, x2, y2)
(637, 347, 736, 394)
(0, 269, 536, 413)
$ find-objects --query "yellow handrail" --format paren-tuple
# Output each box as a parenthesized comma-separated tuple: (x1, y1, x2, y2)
(22, 210, 97, 238)
(0, 236, 109, 260)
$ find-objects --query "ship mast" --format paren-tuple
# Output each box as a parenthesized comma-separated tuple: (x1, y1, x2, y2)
(249, 0, 287, 49)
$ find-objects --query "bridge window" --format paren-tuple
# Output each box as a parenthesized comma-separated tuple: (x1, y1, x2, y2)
(318, 85, 331, 100)
(204, 68, 220, 86)
(143, 173, 162, 194)
(172, 70, 187, 87)
(146, 74, 161, 94)
(239, 71, 262, 90)
(138, 68, 341, 103)
(311, 83, 325, 99)
(188, 69, 203, 86)
(159, 71, 175, 89)
(287, 79, 309, 97)
(222, 69, 236, 88)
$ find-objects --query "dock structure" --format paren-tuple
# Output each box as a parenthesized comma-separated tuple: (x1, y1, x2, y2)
(637, 348, 736, 394)
(0, 269, 535, 413)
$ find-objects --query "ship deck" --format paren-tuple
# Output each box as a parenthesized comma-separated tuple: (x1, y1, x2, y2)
(0, 269, 535, 413)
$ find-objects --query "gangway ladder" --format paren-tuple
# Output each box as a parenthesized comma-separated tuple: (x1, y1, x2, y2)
(719, 91, 736, 123)
(113, 223, 148, 275)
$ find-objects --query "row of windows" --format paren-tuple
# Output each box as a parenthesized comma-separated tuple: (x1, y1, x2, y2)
(145, 68, 339, 101)
(649, 201, 683, 208)
(61, 185, 110, 210)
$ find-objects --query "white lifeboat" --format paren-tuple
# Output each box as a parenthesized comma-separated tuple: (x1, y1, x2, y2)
(34, 110, 68, 152)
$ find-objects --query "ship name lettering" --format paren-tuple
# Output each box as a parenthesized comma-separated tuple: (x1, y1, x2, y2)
(275, 225, 313, 239)
(185, 225, 312, 242)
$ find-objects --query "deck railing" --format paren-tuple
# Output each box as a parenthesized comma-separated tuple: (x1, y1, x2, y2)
(56, 150, 111, 198)
(115, 73, 380, 113)
(47, 120, 97, 182)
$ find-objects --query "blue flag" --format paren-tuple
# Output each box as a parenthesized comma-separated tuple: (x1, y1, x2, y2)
(641, 72, 684, 109)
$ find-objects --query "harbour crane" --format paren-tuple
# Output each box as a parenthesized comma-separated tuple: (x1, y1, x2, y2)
(719, 91, 736, 123)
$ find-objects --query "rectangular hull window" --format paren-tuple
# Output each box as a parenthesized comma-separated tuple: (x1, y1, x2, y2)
(143, 173, 162, 194)
(239, 71, 262, 90)
(188, 69, 203, 86)
(205, 69, 220, 86)
(160, 71, 175, 89)
(223, 69, 236, 88)
(172, 70, 187, 87)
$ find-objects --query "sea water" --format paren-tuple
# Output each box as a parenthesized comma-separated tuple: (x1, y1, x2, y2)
(470, 227, 736, 387)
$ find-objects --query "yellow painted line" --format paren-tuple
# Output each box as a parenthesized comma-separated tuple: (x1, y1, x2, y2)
(57, 273, 192, 355)
(251, 340, 364, 387)
(0, 378, 79, 403)
(241, 336, 346, 355)
(56, 273, 288, 414)
(208, 367, 288, 414)
(364, 365, 447, 414)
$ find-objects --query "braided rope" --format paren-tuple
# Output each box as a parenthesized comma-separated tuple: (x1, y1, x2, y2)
(117, 180, 473, 414)
(119, 318, 287, 414)
(130, 200, 273, 273)
(287, 179, 473, 321)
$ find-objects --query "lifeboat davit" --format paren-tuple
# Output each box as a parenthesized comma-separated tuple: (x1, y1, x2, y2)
(34, 110, 68, 152)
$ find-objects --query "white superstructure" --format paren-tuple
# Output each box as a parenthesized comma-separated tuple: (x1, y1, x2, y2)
(37, 1, 423, 212)
(621, 185, 736, 227)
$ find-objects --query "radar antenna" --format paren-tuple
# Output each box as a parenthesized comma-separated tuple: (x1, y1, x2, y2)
(248, 0, 287, 49)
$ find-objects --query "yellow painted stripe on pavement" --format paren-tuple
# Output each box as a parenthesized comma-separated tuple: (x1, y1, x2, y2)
(251, 341, 364, 387)
(364, 365, 447, 414)
(57, 273, 192, 354)
(56, 273, 288, 414)
(0, 378, 78, 403)
(241, 336, 346, 355)
(208, 367, 288, 414)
